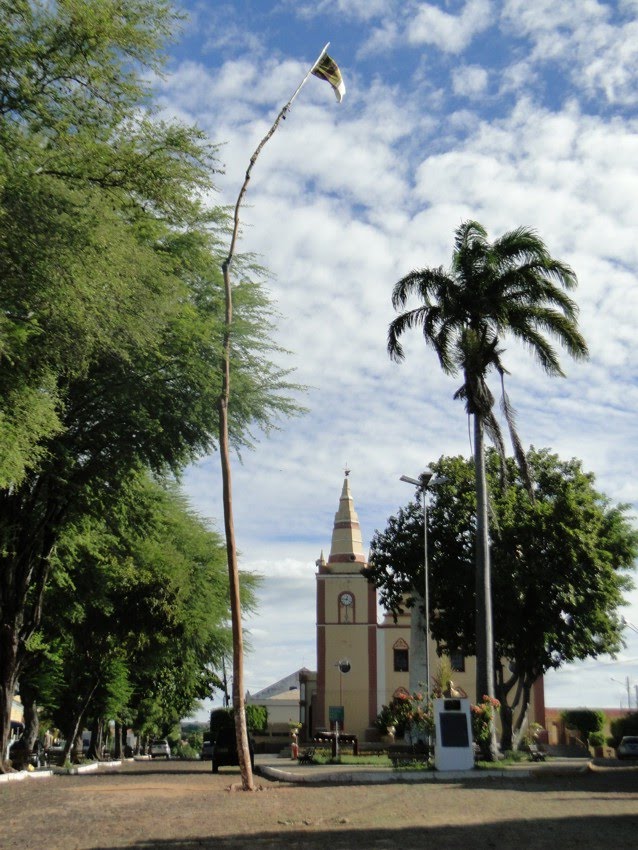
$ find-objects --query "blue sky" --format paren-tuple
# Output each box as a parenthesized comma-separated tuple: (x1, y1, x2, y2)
(155, 1, 638, 717)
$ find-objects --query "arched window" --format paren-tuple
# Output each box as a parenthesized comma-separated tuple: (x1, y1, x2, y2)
(393, 638, 409, 672)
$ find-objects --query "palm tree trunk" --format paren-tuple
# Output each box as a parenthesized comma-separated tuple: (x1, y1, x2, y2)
(473, 413, 498, 759)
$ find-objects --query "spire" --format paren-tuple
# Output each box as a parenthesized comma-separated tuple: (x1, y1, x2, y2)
(327, 472, 366, 571)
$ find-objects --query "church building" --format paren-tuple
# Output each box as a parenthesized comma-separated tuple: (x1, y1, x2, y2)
(295, 472, 546, 742)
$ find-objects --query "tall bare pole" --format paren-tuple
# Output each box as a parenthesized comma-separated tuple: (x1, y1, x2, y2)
(218, 44, 330, 791)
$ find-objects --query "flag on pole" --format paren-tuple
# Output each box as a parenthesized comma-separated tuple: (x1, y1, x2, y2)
(312, 53, 346, 102)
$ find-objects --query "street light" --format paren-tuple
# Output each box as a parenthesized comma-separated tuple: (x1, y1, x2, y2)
(611, 676, 633, 710)
(400, 470, 446, 705)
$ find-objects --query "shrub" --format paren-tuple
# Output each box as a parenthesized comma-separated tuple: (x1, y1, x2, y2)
(471, 696, 500, 749)
(375, 691, 433, 738)
(588, 731, 605, 748)
(173, 741, 199, 759)
(245, 705, 268, 733)
(209, 705, 268, 737)
(609, 712, 638, 748)
(560, 709, 605, 742)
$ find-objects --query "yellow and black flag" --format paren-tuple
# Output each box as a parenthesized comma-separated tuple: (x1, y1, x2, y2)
(312, 53, 346, 102)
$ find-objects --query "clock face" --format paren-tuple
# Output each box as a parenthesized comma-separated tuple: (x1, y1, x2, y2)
(341, 592, 353, 606)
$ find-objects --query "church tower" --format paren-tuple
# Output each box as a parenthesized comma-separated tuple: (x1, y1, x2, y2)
(315, 472, 378, 734)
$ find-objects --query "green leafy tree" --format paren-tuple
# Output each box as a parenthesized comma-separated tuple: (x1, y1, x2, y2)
(388, 221, 589, 757)
(367, 449, 637, 750)
(0, 1, 300, 769)
(29, 474, 256, 763)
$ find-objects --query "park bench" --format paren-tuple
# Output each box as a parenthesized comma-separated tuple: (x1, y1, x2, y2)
(297, 747, 315, 765)
(388, 741, 430, 767)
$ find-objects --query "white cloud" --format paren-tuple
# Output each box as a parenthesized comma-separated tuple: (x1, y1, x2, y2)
(501, 0, 638, 105)
(452, 64, 489, 96)
(167, 5, 638, 712)
(408, 0, 494, 53)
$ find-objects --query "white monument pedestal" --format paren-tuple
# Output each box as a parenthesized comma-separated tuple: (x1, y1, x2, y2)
(433, 698, 474, 771)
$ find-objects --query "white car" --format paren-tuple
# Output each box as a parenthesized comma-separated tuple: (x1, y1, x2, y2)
(150, 739, 171, 759)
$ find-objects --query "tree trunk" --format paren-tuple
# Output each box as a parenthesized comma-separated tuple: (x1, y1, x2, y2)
(473, 413, 498, 759)
(0, 483, 64, 772)
(88, 717, 102, 760)
(0, 624, 20, 772)
(114, 722, 122, 759)
(408, 590, 427, 695)
(20, 679, 39, 752)
(218, 258, 253, 790)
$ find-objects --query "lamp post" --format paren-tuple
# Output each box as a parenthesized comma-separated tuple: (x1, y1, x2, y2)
(611, 676, 633, 711)
(399, 470, 445, 705)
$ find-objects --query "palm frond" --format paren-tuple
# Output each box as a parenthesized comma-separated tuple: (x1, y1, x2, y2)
(497, 366, 533, 496)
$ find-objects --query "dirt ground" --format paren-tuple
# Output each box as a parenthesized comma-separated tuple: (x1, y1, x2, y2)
(2, 759, 637, 849)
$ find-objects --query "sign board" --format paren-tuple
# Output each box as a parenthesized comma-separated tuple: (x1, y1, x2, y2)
(433, 697, 474, 771)
(329, 706, 344, 725)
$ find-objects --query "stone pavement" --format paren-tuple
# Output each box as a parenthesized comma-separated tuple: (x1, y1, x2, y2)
(254, 752, 594, 785)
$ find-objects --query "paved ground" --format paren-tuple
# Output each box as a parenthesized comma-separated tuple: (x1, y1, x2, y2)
(2, 756, 637, 849)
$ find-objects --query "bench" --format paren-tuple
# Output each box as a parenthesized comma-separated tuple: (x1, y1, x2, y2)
(527, 743, 546, 762)
(297, 747, 315, 765)
(388, 742, 430, 767)
(312, 733, 358, 758)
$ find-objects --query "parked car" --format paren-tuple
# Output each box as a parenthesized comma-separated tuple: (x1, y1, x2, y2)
(47, 740, 67, 765)
(9, 738, 47, 769)
(200, 735, 214, 760)
(150, 739, 171, 759)
(617, 736, 638, 759)
(211, 727, 254, 773)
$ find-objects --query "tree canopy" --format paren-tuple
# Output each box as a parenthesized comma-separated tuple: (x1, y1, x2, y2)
(367, 448, 638, 749)
(0, 0, 301, 767)
(26, 475, 257, 759)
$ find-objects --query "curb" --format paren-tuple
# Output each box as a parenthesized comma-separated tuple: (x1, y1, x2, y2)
(257, 765, 531, 784)
(1, 759, 124, 782)
(0, 769, 55, 783)
(256, 760, 592, 786)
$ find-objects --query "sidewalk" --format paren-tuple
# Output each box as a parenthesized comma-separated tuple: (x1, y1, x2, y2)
(254, 753, 593, 785)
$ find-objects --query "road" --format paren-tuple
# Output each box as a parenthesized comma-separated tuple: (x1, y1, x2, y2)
(2, 757, 637, 849)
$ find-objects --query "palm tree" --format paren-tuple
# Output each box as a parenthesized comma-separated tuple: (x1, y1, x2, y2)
(388, 221, 588, 756)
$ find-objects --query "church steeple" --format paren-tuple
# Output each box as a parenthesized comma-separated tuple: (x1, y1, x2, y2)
(327, 471, 366, 571)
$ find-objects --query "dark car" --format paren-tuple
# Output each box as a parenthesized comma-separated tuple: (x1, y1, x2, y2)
(200, 735, 214, 760)
(211, 727, 254, 773)
(617, 735, 638, 759)
(9, 738, 47, 770)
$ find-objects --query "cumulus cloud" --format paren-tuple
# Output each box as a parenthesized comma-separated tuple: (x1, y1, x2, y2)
(408, 0, 494, 53)
(501, 0, 638, 105)
(171, 1, 638, 715)
(451, 64, 490, 96)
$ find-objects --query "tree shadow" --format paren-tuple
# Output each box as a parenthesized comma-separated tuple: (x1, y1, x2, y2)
(87, 814, 637, 849)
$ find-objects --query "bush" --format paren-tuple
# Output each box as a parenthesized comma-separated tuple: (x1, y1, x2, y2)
(245, 704, 268, 733)
(609, 712, 638, 748)
(172, 741, 199, 759)
(210, 705, 268, 737)
(374, 692, 432, 739)
(561, 709, 605, 741)
(471, 696, 500, 752)
(588, 731, 605, 748)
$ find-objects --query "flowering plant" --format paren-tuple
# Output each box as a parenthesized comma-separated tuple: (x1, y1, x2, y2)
(471, 695, 500, 746)
(375, 690, 434, 738)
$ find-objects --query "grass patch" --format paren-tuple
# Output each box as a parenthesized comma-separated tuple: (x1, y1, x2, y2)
(309, 751, 434, 770)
